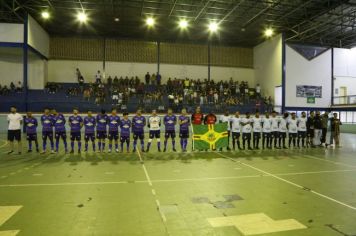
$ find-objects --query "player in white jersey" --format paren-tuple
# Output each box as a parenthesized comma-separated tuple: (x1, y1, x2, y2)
(241, 112, 253, 150)
(219, 110, 231, 151)
(262, 112, 272, 149)
(270, 111, 280, 148)
(297, 111, 307, 148)
(287, 113, 298, 148)
(230, 111, 242, 150)
(278, 113, 288, 149)
(146, 109, 161, 152)
(252, 112, 262, 149)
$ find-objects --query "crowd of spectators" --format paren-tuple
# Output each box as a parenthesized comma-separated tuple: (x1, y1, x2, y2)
(0, 81, 23, 95)
(7, 68, 272, 112)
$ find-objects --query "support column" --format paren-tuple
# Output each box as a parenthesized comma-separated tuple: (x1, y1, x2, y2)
(157, 41, 160, 74)
(103, 38, 106, 79)
(23, 14, 29, 112)
(281, 33, 286, 113)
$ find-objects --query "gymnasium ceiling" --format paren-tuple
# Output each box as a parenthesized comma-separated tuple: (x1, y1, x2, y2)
(2, 0, 356, 48)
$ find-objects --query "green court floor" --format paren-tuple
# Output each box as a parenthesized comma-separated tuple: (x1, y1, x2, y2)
(1, 134, 356, 236)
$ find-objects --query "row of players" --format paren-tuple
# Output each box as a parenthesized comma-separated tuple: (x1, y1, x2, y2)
(7, 106, 334, 154)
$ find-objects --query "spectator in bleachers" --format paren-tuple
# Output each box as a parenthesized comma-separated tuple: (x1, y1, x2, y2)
(95, 70, 102, 84)
(151, 73, 156, 85)
(256, 83, 261, 98)
(10, 82, 16, 92)
(145, 72, 150, 85)
(76, 68, 82, 80)
(156, 73, 161, 85)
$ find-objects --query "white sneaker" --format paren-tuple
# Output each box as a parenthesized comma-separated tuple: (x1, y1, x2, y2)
(115, 149, 119, 153)
(108, 149, 112, 153)
(51, 150, 55, 154)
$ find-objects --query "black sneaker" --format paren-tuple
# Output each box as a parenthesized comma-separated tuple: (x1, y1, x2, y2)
(27, 150, 32, 153)
(7, 150, 14, 154)
(70, 150, 74, 154)
(163, 148, 166, 152)
(173, 148, 177, 152)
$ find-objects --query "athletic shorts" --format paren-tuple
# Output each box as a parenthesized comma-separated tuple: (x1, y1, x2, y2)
(307, 129, 314, 138)
(55, 132, 67, 140)
(133, 131, 144, 140)
(26, 133, 37, 141)
(42, 131, 53, 140)
(165, 130, 176, 139)
(253, 132, 261, 138)
(149, 130, 160, 139)
(96, 130, 107, 139)
(70, 132, 81, 141)
(108, 131, 119, 140)
(120, 136, 130, 142)
(272, 131, 279, 138)
(232, 132, 240, 139)
(289, 133, 297, 138)
(263, 132, 272, 138)
(8, 130, 21, 141)
(298, 131, 307, 138)
(179, 131, 189, 139)
(279, 132, 286, 138)
(85, 133, 95, 142)
(242, 133, 251, 140)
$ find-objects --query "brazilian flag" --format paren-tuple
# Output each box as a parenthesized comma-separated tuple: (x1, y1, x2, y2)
(192, 123, 229, 150)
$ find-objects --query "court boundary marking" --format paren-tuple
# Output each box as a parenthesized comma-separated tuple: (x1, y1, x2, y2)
(0, 168, 355, 188)
(216, 152, 356, 211)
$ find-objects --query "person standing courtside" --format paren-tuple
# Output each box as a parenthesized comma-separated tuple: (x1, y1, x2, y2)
(69, 108, 83, 154)
(329, 113, 342, 148)
(7, 106, 23, 154)
(313, 111, 323, 146)
(41, 108, 55, 154)
(306, 111, 315, 147)
(24, 111, 39, 153)
(270, 111, 279, 149)
(219, 110, 231, 150)
(321, 112, 329, 147)
(231, 111, 242, 150)
(191, 106, 204, 125)
(241, 112, 253, 150)
(252, 111, 262, 149)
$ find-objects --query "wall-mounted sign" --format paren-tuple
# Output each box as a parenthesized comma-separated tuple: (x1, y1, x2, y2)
(307, 97, 315, 104)
(296, 85, 322, 98)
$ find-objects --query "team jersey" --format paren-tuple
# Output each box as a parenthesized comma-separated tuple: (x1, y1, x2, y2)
(96, 114, 108, 131)
(148, 116, 161, 131)
(164, 115, 177, 131)
(271, 117, 279, 132)
(179, 115, 190, 132)
(132, 116, 146, 132)
(84, 116, 96, 134)
(191, 113, 204, 125)
(108, 115, 120, 132)
(69, 115, 83, 132)
(252, 117, 262, 132)
(219, 115, 231, 131)
(41, 115, 53, 132)
(25, 117, 38, 134)
(288, 119, 298, 133)
(120, 119, 131, 136)
(279, 118, 287, 132)
(53, 114, 66, 132)
(297, 117, 307, 131)
(262, 118, 272, 133)
(204, 114, 217, 124)
(241, 118, 253, 133)
(230, 117, 241, 133)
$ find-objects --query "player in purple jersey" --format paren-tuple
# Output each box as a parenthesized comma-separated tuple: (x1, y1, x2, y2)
(178, 108, 190, 152)
(108, 108, 120, 153)
(52, 109, 68, 153)
(163, 108, 177, 152)
(132, 109, 146, 152)
(68, 108, 83, 154)
(24, 112, 39, 152)
(96, 109, 108, 152)
(120, 112, 131, 153)
(40, 108, 55, 154)
(84, 110, 96, 152)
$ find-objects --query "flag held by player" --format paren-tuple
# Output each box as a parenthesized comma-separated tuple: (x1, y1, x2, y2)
(192, 123, 229, 150)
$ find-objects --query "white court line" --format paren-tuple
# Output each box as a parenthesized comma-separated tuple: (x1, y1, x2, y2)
(302, 154, 356, 168)
(1, 169, 355, 188)
(137, 150, 153, 186)
(217, 152, 356, 211)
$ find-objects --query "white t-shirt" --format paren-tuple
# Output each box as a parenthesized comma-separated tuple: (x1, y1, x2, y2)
(279, 118, 287, 132)
(262, 118, 272, 133)
(252, 117, 262, 132)
(271, 117, 279, 132)
(288, 119, 298, 133)
(219, 115, 231, 131)
(148, 116, 161, 131)
(241, 118, 252, 133)
(231, 117, 241, 133)
(297, 117, 307, 131)
(7, 113, 23, 130)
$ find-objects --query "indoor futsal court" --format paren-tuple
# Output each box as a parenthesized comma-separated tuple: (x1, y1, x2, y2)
(1, 0, 356, 236)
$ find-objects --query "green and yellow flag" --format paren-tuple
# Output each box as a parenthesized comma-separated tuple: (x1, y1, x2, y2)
(192, 123, 229, 150)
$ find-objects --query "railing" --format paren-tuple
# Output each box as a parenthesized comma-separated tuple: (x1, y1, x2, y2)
(333, 95, 356, 105)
